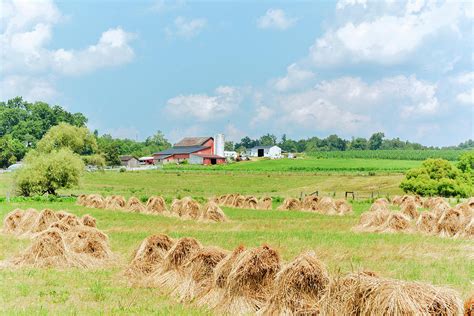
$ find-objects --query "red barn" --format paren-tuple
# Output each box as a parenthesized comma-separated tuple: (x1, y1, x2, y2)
(189, 154, 226, 165)
(153, 137, 223, 164)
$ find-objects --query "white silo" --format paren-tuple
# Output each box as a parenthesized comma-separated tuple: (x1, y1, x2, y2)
(214, 133, 225, 156)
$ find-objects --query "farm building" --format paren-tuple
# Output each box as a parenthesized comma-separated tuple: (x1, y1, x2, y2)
(153, 136, 225, 164)
(138, 156, 154, 165)
(189, 154, 226, 165)
(224, 150, 238, 159)
(120, 155, 139, 168)
(249, 145, 282, 159)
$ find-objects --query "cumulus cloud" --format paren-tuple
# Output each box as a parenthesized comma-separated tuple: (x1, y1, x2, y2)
(273, 63, 315, 92)
(257, 9, 297, 30)
(52, 27, 135, 75)
(0, 0, 135, 100)
(453, 72, 474, 105)
(166, 86, 242, 121)
(0, 75, 58, 102)
(310, 0, 469, 66)
(336, 0, 367, 10)
(166, 16, 207, 38)
(251, 106, 274, 126)
(150, 0, 185, 13)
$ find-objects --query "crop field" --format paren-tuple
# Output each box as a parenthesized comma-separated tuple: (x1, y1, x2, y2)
(164, 157, 423, 173)
(307, 149, 468, 161)
(0, 156, 472, 314)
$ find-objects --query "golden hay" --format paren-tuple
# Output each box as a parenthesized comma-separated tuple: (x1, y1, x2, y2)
(335, 199, 353, 215)
(56, 210, 74, 220)
(243, 196, 259, 209)
(316, 197, 338, 215)
(423, 197, 446, 209)
(381, 212, 412, 233)
(233, 195, 246, 208)
(257, 197, 273, 210)
(375, 197, 389, 206)
(147, 237, 202, 289)
(16, 209, 39, 235)
(126, 196, 146, 213)
(173, 246, 228, 302)
(465, 294, 474, 316)
(400, 201, 419, 220)
(437, 208, 465, 238)
(391, 195, 402, 205)
(369, 201, 390, 212)
(84, 194, 105, 209)
(196, 245, 246, 309)
(81, 214, 96, 227)
(124, 234, 175, 280)
(302, 195, 320, 211)
(259, 251, 330, 315)
(104, 195, 126, 210)
(31, 209, 59, 233)
(146, 196, 168, 214)
(217, 245, 281, 315)
(199, 202, 227, 222)
(224, 194, 238, 207)
(179, 197, 201, 219)
(170, 199, 183, 215)
(463, 218, 474, 238)
(2, 209, 24, 234)
(64, 226, 112, 259)
(320, 272, 463, 316)
(278, 198, 302, 211)
(77, 194, 87, 206)
(416, 212, 438, 234)
(357, 209, 391, 230)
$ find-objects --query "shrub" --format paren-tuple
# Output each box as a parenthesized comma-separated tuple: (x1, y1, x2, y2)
(119, 167, 126, 173)
(14, 148, 84, 196)
(400, 158, 472, 197)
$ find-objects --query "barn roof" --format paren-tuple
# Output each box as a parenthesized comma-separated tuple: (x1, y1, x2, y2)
(120, 155, 138, 162)
(191, 154, 226, 159)
(174, 137, 213, 147)
(153, 146, 209, 156)
(251, 145, 278, 150)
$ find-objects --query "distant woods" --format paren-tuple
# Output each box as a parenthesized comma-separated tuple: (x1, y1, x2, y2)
(1, 96, 473, 168)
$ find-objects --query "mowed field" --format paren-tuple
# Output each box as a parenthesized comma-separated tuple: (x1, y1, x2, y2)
(0, 157, 473, 314)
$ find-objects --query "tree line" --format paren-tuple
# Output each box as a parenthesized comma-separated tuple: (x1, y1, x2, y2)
(1, 97, 473, 169)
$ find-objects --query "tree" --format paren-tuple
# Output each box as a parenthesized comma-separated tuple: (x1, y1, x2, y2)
(0, 135, 26, 168)
(14, 148, 84, 196)
(325, 134, 347, 151)
(350, 137, 368, 150)
(224, 141, 234, 151)
(36, 123, 98, 155)
(368, 132, 385, 150)
(259, 134, 277, 146)
(457, 151, 474, 173)
(400, 158, 472, 197)
(145, 130, 171, 149)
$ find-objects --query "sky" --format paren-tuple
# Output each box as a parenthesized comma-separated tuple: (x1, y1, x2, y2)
(0, 0, 473, 146)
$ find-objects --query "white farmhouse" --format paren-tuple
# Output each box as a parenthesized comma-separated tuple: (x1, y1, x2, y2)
(249, 145, 282, 159)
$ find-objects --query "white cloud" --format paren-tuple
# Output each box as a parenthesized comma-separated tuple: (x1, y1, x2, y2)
(0, 0, 135, 100)
(456, 89, 473, 105)
(452, 72, 474, 105)
(273, 63, 315, 92)
(166, 86, 242, 121)
(166, 16, 206, 38)
(225, 123, 245, 142)
(251, 106, 274, 126)
(310, 0, 468, 66)
(150, 0, 185, 13)
(336, 0, 367, 10)
(52, 27, 135, 75)
(0, 75, 58, 102)
(257, 9, 297, 30)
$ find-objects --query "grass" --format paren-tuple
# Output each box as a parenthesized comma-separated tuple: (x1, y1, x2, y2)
(164, 157, 422, 173)
(0, 200, 472, 314)
(307, 149, 470, 161)
(2, 168, 406, 199)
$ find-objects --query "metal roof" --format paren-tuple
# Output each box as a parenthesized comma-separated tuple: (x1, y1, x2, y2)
(120, 155, 138, 161)
(174, 137, 213, 147)
(191, 154, 226, 159)
(153, 146, 209, 156)
(251, 145, 277, 150)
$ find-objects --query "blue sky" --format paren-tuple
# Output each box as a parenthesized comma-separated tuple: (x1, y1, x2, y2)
(1, 0, 473, 146)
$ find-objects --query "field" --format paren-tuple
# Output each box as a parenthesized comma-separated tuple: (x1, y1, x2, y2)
(0, 156, 473, 314)
(307, 149, 469, 161)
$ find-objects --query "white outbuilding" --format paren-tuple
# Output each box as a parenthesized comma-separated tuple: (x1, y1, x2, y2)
(249, 145, 282, 159)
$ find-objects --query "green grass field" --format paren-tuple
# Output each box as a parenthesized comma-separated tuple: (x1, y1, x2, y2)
(1, 200, 473, 314)
(0, 156, 472, 314)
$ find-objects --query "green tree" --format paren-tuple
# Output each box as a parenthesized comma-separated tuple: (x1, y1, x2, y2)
(400, 158, 472, 197)
(259, 134, 277, 146)
(0, 135, 26, 168)
(224, 141, 234, 151)
(369, 132, 385, 150)
(145, 130, 171, 149)
(350, 137, 368, 150)
(36, 123, 98, 155)
(14, 148, 84, 196)
(457, 151, 474, 173)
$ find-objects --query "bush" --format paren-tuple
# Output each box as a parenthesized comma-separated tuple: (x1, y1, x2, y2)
(400, 158, 472, 197)
(119, 167, 126, 173)
(14, 148, 84, 196)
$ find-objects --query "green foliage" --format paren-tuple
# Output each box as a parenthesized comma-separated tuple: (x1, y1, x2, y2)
(400, 158, 473, 197)
(369, 132, 385, 150)
(36, 123, 98, 155)
(82, 154, 106, 168)
(0, 134, 26, 168)
(308, 149, 466, 161)
(457, 151, 474, 173)
(0, 97, 87, 148)
(14, 148, 84, 196)
(224, 141, 234, 151)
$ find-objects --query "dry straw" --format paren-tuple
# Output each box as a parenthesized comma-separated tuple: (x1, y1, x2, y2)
(217, 245, 281, 315)
(146, 196, 168, 215)
(104, 195, 126, 210)
(199, 202, 228, 222)
(259, 251, 330, 315)
(278, 198, 302, 211)
(126, 196, 146, 213)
